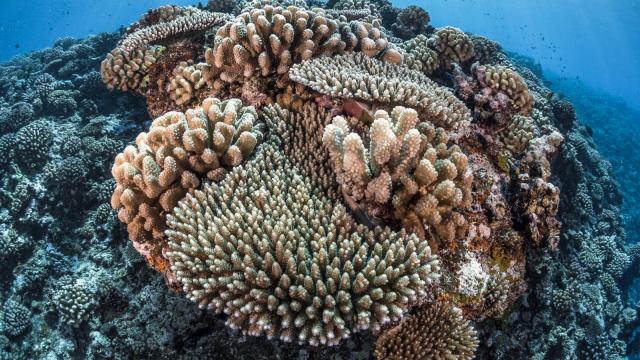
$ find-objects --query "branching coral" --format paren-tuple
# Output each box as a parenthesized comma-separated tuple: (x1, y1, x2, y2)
(391, 5, 430, 40)
(428, 27, 475, 69)
(166, 61, 208, 106)
(100, 46, 166, 92)
(111, 97, 262, 278)
(1, 300, 31, 336)
(374, 301, 478, 360)
(14, 119, 53, 167)
(52, 276, 96, 327)
(323, 106, 473, 242)
(499, 114, 537, 155)
(119, 7, 231, 52)
(165, 143, 440, 346)
(205, 5, 400, 85)
(400, 35, 439, 75)
(456, 62, 534, 122)
(290, 52, 471, 129)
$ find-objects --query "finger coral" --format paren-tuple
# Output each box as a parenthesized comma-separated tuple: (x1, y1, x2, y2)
(100, 46, 165, 92)
(374, 301, 478, 360)
(205, 5, 400, 85)
(323, 106, 473, 242)
(165, 144, 440, 346)
(290, 52, 471, 129)
(428, 27, 475, 70)
(111, 97, 262, 279)
(166, 61, 208, 106)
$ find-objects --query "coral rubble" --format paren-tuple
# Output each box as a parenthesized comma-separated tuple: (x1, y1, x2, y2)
(0, 1, 637, 359)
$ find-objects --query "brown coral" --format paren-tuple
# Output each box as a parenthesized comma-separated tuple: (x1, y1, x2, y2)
(428, 26, 475, 69)
(100, 46, 165, 93)
(290, 52, 471, 130)
(374, 300, 478, 360)
(165, 143, 440, 346)
(205, 5, 400, 85)
(323, 106, 473, 243)
(110, 97, 262, 280)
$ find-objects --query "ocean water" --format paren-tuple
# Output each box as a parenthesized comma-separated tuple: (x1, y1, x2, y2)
(0, 1, 638, 359)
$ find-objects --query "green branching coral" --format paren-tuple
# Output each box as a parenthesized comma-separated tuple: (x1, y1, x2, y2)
(290, 52, 471, 129)
(165, 144, 440, 346)
(323, 106, 473, 242)
(204, 5, 400, 85)
(374, 301, 478, 360)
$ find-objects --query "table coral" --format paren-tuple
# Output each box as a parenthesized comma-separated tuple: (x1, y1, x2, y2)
(165, 143, 439, 346)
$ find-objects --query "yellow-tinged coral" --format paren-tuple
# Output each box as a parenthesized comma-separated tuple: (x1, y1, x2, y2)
(374, 300, 478, 360)
(100, 46, 165, 92)
(428, 26, 475, 69)
(323, 106, 473, 242)
(290, 52, 471, 129)
(205, 5, 400, 85)
(110, 97, 262, 278)
(165, 143, 440, 346)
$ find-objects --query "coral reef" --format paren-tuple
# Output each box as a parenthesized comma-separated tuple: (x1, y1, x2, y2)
(0, 1, 637, 359)
(374, 301, 478, 360)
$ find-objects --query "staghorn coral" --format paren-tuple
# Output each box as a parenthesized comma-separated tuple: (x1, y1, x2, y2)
(205, 5, 400, 85)
(111, 97, 261, 279)
(428, 27, 475, 69)
(391, 5, 430, 40)
(290, 52, 471, 129)
(166, 61, 208, 106)
(165, 143, 440, 346)
(119, 7, 231, 52)
(374, 301, 478, 360)
(323, 106, 473, 243)
(100, 46, 165, 92)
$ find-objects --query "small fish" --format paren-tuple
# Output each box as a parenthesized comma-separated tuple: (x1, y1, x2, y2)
(14, 44, 20, 48)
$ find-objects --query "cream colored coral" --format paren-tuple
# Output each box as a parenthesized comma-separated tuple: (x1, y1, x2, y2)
(477, 63, 534, 116)
(323, 106, 473, 242)
(205, 6, 400, 84)
(111, 97, 262, 260)
(401, 35, 439, 74)
(428, 27, 475, 69)
(119, 7, 231, 52)
(165, 144, 440, 346)
(167, 61, 208, 106)
(374, 301, 478, 360)
(499, 115, 537, 154)
(100, 46, 165, 92)
(291, 52, 471, 130)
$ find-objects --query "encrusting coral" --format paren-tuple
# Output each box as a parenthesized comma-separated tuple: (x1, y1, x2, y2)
(290, 52, 471, 129)
(323, 106, 473, 242)
(374, 300, 478, 360)
(111, 97, 262, 279)
(165, 144, 440, 346)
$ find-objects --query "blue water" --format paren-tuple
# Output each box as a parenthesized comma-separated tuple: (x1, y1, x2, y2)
(3, 0, 640, 112)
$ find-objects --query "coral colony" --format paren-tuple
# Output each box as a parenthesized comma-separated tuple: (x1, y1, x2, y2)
(0, 1, 638, 359)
